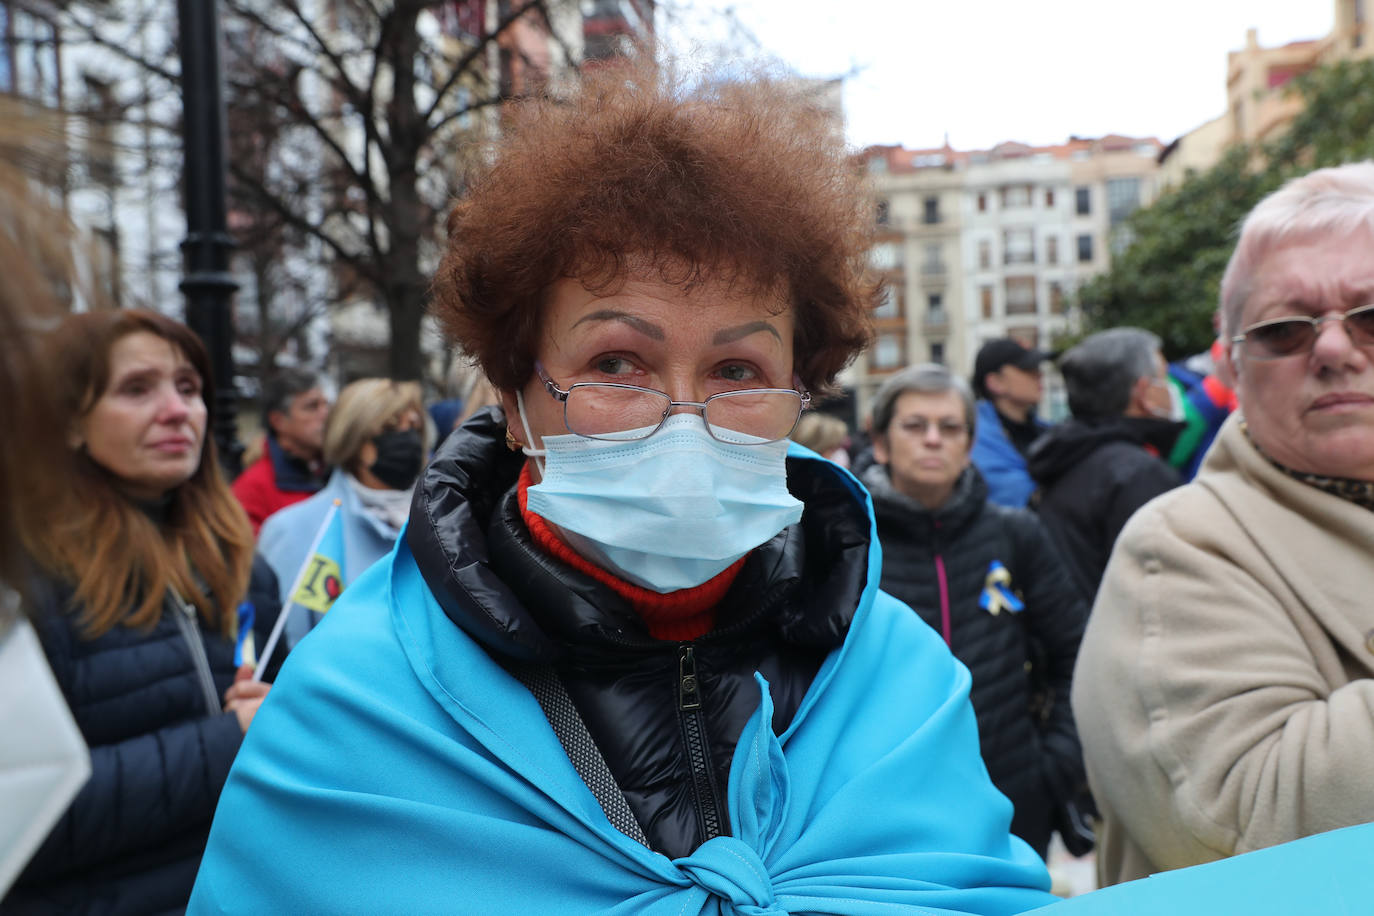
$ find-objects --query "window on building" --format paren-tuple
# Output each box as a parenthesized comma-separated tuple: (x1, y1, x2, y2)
(870, 242, 900, 270)
(927, 292, 945, 324)
(1005, 276, 1037, 315)
(923, 196, 940, 224)
(1049, 281, 1066, 314)
(1046, 235, 1059, 265)
(1075, 186, 1091, 215)
(872, 333, 903, 369)
(1003, 228, 1034, 265)
(922, 243, 944, 275)
(1001, 184, 1032, 209)
(1111, 225, 1136, 256)
(1077, 233, 1094, 263)
(84, 75, 118, 191)
(874, 284, 900, 318)
(1009, 327, 1040, 349)
(1045, 188, 1055, 208)
(978, 239, 992, 270)
(977, 192, 988, 212)
(876, 199, 889, 225)
(980, 285, 994, 319)
(93, 225, 122, 309)
(930, 342, 945, 364)
(1106, 177, 1141, 226)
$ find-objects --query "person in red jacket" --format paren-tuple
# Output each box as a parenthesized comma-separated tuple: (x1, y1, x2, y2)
(232, 369, 330, 534)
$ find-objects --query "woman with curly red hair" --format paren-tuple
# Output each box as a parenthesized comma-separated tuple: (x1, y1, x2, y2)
(193, 63, 1054, 914)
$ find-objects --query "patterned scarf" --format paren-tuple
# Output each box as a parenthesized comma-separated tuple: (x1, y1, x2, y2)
(1243, 422, 1374, 512)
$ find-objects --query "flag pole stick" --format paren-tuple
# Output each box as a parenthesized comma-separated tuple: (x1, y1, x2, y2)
(252, 499, 342, 683)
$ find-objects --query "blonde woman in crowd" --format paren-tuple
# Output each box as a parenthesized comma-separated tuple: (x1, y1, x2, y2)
(257, 378, 428, 648)
(791, 410, 852, 467)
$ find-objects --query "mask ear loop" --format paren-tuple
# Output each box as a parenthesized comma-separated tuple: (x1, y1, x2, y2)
(515, 389, 547, 477)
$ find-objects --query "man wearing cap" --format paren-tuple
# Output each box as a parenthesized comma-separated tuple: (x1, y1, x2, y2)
(970, 338, 1051, 507)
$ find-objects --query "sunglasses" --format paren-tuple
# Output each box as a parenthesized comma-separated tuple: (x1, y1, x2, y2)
(1230, 303, 1374, 360)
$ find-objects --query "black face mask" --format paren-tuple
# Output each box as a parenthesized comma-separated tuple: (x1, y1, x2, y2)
(369, 428, 424, 490)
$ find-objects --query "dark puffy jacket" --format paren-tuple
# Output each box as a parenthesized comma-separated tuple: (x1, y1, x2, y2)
(1027, 416, 1182, 600)
(407, 409, 870, 860)
(862, 464, 1088, 856)
(3, 556, 280, 916)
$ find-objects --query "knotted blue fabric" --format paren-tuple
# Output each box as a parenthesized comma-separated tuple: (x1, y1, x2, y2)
(190, 452, 1054, 915)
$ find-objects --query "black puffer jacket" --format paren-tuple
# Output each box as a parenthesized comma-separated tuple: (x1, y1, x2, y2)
(407, 408, 871, 859)
(862, 464, 1087, 856)
(1027, 416, 1182, 600)
(3, 556, 280, 916)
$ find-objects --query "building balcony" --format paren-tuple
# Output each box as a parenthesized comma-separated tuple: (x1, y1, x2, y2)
(922, 313, 950, 337)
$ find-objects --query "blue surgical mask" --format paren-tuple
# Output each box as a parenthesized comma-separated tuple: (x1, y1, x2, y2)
(518, 394, 804, 593)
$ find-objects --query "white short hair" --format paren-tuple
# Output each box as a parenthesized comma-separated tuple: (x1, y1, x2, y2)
(1219, 161, 1374, 337)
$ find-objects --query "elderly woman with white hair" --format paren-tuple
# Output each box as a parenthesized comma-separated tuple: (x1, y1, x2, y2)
(257, 378, 428, 648)
(1073, 161, 1374, 886)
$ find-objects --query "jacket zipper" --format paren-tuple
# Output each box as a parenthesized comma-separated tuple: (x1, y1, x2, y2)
(677, 644, 723, 843)
(933, 553, 952, 647)
(171, 591, 221, 716)
(933, 519, 952, 647)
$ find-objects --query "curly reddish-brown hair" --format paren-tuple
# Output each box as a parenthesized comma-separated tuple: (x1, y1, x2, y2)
(431, 62, 880, 394)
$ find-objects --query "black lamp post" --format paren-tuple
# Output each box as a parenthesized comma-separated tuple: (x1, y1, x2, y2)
(177, 0, 242, 476)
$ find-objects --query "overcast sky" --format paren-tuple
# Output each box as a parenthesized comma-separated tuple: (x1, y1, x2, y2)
(665, 1, 1335, 151)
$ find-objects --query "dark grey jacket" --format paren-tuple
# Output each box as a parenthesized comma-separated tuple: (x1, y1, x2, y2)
(1027, 416, 1182, 601)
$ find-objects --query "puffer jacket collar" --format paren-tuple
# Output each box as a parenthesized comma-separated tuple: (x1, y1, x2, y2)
(407, 407, 870, 664)
(861, 464, 987, 545)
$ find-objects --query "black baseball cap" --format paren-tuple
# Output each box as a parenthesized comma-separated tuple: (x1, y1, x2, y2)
(972, 338, 1053, 398)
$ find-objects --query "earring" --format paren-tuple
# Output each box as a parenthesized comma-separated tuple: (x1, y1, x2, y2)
(505, 429, 521, 451)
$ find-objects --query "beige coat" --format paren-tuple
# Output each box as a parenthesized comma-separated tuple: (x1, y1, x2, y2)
(1072, 413, 1374, 886)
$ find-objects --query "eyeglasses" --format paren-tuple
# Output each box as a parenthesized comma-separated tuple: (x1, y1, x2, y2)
(1230, 303, 1374, 360)
(535, 362, 811, 444)
(896, 417, 969, 439)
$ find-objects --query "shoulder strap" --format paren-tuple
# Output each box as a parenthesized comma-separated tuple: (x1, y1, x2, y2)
(509, 663, 651, 848)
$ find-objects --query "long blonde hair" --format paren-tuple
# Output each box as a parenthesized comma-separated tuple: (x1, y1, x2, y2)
(29, 310, 254, 638)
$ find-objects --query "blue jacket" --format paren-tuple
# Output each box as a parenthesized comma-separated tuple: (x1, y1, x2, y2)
(191, 423, 1053, 914)
(971, 400, 1043, 508)
(256, 471, 401, 648)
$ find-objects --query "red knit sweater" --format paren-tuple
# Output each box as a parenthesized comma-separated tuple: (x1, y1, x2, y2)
(516, 464, 744, 641)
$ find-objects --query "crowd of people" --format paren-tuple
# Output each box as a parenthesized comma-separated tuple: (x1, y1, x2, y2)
(3, 60, 1374, 916)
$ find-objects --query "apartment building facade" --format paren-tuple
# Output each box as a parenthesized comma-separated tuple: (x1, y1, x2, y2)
(1161, 0, 1373, 188)
(857, 135, 1161, 420)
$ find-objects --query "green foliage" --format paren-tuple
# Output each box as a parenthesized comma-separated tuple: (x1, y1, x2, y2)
(1080, 57, 1374, 358)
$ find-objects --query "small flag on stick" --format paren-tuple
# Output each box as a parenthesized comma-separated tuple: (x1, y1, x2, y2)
(253, 499, 343, 682)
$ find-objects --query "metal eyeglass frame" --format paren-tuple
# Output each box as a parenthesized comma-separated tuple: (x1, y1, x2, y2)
(1230, 303, 1374, 360)
(534, 361, 811, 444)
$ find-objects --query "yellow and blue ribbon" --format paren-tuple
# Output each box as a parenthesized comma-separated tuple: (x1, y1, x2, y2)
(235, 601, 256, 667)
(979, 561, 1024, 616)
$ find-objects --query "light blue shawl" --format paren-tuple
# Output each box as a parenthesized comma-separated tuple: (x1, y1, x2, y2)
(191, 496, 1054, 913)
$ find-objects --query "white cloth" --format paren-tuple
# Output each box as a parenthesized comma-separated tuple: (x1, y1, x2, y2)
(0, 603, 90, 895)
(344, 472, 413, 535)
